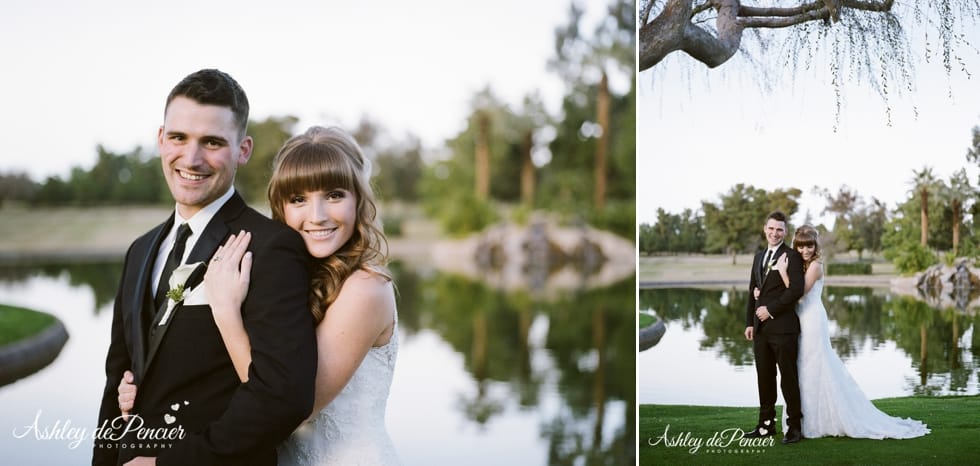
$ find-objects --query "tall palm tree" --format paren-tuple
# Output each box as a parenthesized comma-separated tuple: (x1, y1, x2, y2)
(943, 169, 974, 257)
(908, 167, 938, 247)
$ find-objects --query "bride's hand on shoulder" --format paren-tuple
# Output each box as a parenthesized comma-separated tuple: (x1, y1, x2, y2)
(775, 253, 789, 272)
(205, 231, 252, 321)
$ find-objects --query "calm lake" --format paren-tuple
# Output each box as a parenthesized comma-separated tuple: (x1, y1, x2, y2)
(639, 286, 980, 406)
(0, 261, 635, 465)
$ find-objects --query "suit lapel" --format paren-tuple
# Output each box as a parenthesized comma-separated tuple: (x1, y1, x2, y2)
(142, 193, 248, 376)
(129, 216, 174, 383)
(187, 192, 247, 264)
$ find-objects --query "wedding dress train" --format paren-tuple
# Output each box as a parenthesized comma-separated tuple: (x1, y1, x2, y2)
(783, 279, 929, 439)
(278, 314, 401, 465)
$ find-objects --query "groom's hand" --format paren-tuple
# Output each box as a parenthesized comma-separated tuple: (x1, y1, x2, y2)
(744, 326, 754, 340)
(755, 306, 773, 321)
(123, 457, 155, 465)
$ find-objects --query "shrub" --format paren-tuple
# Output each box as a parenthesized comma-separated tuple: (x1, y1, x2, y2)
(827, 262, 873, 275)
(891, 243, 938, 273)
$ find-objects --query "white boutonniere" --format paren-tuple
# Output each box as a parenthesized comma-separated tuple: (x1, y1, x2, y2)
(765, 256, 777, 275)
(158, 262, 206, 326)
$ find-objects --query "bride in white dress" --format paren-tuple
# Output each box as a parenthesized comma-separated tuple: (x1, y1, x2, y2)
(117, 127, 401, 464)
(764, 225, 929, 440)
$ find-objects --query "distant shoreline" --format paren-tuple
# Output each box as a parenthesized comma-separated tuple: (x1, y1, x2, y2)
(639, 254, 901, 289)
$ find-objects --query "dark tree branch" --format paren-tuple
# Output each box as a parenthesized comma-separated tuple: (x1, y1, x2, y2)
(639, 0, 900, 71)
(739, 8, 830, 28)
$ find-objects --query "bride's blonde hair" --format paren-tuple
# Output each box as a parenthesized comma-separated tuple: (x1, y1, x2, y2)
(267, 126, 391, 324)
(792, 225, 821, 271)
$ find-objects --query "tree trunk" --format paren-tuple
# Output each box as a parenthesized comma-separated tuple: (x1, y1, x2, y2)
(520, 130, 535, 206)
(594, 71, 610, 212)
(952, 200, 961, 256)
(475, 112, 491, 200)
(919, 189, 929, 246)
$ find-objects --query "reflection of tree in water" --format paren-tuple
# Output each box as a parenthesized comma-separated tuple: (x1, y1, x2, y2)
(0, 262, 122, 315)
(639, 287, 754, 367)
(822, 287, 890, 358)
(396, 265, 634, 465)
(885, 296, 980, 396)
(641, 286, 980, 397)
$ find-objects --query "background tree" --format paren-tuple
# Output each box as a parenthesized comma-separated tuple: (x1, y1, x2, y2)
(348, 116, 424, 206)
(852, 197, 889, 259)
(236, 116, 298, 204)
(909, 166, 940, 247)
(548, 0, 634, 214)
(0, 171, 39, 206)
(967, 125, 980, 172)
(639, 208, 707, 255)
(818, 184, 858, 244)
(701, 184, 798, 264)
(941, 168, 974, 256)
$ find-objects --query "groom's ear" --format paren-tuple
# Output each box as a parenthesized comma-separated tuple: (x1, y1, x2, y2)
(236, 135, 253, 166)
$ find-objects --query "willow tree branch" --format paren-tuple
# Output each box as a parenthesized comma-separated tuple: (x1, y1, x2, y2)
(638, 0, 897, 71)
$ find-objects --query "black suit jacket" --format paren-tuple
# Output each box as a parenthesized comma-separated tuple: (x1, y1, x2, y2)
(94, 193, 316, 466)
(744, 243, 804, 334)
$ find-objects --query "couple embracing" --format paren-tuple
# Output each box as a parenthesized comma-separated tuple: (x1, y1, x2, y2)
(93, 69, 399, 465)
(744, 211, 929, 444)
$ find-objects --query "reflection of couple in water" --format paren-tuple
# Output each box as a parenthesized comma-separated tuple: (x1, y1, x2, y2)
(744, 211, 929, 444)
(95, 69, 400, 465)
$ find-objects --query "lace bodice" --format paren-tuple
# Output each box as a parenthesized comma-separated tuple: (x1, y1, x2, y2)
(278, 318, 400, 465)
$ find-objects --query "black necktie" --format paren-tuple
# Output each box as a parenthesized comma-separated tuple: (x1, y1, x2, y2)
(762, 249, 773, 275)
(154, 223, 192, 311)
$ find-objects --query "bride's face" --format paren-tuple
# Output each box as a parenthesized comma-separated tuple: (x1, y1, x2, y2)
(797, 245, 815, 261)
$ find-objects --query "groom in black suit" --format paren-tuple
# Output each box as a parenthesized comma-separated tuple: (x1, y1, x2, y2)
(743, 211, 805, 444)
(94, 69, 317, 465)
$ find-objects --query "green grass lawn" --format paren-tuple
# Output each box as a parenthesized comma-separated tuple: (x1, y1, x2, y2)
(639, 313, 656, 328)
(641, 396, 980, 465)
(0, 304, 56, 346)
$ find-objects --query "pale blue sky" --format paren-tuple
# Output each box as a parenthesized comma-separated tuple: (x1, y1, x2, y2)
(637, 12, 980, 229)
(0, 0, 617, 180)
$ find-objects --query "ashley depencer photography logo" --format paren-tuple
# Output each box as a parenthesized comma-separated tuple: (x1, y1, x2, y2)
(11, 409, 186, 450)
(647, 424, 775, 455)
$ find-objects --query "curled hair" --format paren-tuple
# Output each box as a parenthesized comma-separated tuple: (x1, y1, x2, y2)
(166, 69, 250, 139)
(267, 126, 390, 323)
(792, 225, 821, 271)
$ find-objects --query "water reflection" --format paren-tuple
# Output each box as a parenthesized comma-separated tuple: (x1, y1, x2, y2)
(640, 287, 980, 401)
(0, 262, 123, 314)
(0, 261, 634, 465)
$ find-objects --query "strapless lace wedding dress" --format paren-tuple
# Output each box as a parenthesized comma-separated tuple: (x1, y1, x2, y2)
(783, 279, 929, 439)
(278, 317, 400, 465)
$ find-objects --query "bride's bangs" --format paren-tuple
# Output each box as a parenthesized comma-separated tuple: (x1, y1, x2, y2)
(792, 227, 820, 254)
(271, 144, 357, 203)
(793, 236, 816, 248)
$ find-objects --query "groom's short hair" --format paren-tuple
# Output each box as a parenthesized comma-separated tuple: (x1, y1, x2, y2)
(767, 211, 787, 223)
(165, 69, 250, 139)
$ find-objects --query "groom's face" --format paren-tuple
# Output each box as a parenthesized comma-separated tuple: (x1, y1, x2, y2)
(763, 219, 786, 248)
(158, 96, 253, 219)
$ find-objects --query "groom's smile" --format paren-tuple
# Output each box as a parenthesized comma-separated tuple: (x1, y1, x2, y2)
(176, 169, 210, 182)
